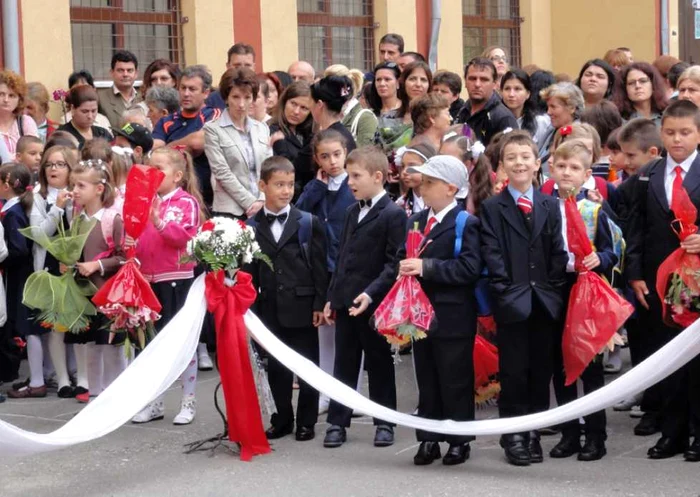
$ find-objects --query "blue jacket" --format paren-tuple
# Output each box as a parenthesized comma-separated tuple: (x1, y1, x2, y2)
(296, 177, 355, 272)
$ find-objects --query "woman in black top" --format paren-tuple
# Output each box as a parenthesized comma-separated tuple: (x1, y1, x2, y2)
(58, 85, 113, 149)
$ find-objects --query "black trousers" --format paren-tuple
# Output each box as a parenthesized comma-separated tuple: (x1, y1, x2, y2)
(414, 335, 475, 444)
(0, 324, 21, 382)
(497, 301, 555, 434)
(264, 316, 320, 429)
(327, 309, 396, 427)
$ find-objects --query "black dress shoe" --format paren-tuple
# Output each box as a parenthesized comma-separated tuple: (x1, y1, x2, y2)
(265, 423, 293, 440)
(323, 425, 347, 448)
(528, 435, 544, 463)
(578, 436, 607, 461)
(500, 435, 531, 466)
(414, 441, 441, 465)
(549, 434, 581, 458)
(443, 443, 470, 465)
(374, 425, 394, 447)
(647, 436, 687, 459)
(295, 426, 315, 441)
(684, 438, 700, 462)
(634, 413, 660, 436)
(57, 386, 74, 398)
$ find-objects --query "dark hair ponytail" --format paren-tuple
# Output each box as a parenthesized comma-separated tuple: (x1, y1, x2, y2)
(443, 135, 492, 215)
(0, 162, 34, 215)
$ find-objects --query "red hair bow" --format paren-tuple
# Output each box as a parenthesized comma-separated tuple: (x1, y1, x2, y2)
(559, 125, 573, 137)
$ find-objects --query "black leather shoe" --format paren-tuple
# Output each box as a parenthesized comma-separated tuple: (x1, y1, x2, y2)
(500, 435, 531, 466)
(295, 426, 315, 441)
(374, 425, 394, 447)
(323, 425, 347, 448)
(684, 438, 700, 462)
(265, 423, 293, 440)
(634, 413, 660, 436)
(414, 441, 441, 465)
(578, 436, 607, 461)
(549, 434, 581, 458)
(57, 386, 74, 398)
(442, 443, 470, 465)
(647, 436, 687, 459)
(528, 433, 544, 463)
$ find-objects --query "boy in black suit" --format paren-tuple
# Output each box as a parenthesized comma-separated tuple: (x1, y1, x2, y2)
(545, 140, 618, 462)
(626, 100, 700, 462)
(322, 147, 407, 448)
(249, 156, 329, 442)
(399, 155, 482, 466)
(480, 131, 569, 466)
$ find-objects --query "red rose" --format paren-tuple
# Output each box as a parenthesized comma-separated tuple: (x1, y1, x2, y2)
(202, 220, 215, 232)
(559, 125, 573, 137)
(237, 219, 247, 230)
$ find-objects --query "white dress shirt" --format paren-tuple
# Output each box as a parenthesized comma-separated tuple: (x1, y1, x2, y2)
(426, 200, 458, 230)
(665, 151, 697, 206)
(328, 172, 348, 192)
(1, 196, 20, 213)
(558, 198, 576, 273)
(357, 190, 387, 223)
(263, 204, 291, 243)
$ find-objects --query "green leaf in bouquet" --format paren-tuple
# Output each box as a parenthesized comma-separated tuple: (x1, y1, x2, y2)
(19, 217, 97, 265)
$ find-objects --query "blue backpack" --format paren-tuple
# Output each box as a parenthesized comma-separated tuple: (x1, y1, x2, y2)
(454, 211, 493, 316)
(247, 211, 313, 267)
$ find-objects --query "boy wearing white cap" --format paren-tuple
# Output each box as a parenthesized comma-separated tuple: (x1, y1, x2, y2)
(397, 155, 483, 466)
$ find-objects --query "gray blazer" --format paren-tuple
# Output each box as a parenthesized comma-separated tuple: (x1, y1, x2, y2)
(97, 86, 142, 129)
(204, 114, 271, 217)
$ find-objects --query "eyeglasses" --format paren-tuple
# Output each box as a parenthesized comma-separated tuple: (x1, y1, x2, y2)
(490, 55, 508, 63)
(627, 77, 651, 87)
(44, 161, 69, 169)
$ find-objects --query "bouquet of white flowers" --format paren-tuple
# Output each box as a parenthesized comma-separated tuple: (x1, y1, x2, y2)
(184, 217, 271, 275)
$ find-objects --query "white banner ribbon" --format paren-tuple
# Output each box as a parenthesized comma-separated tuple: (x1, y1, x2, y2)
(1, 277, 699, 456)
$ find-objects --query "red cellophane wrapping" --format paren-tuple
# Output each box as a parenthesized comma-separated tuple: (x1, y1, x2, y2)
(373, 227, 435, 349)
(92, 165, 165, 346)
(562, 196, 634, 385)
(656, 183, 700, 328)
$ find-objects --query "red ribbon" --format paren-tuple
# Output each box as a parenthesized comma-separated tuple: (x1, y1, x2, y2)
(204, 269, 271, 461)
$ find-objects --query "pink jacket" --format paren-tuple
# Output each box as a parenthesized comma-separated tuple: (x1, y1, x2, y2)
(137, 188, 200, 283)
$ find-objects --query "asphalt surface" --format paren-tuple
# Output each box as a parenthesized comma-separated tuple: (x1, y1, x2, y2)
(0, 349, 698, 497)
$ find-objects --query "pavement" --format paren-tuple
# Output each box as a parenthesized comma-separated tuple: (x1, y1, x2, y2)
(0, 349, 698, 497)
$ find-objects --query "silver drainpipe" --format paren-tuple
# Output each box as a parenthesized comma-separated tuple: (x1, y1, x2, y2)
(428, 0, 441, 72)
(660, 0, 669, 55)
(2, 0, 21, 72)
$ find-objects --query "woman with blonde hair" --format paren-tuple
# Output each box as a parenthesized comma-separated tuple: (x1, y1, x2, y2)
(323, 64, 377, 146)
(538, 82, 585, 168)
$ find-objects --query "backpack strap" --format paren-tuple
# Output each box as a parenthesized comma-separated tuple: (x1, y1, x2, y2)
(92, 208, 120, 261)
(350, 108, 373, 138)
(454, 210, 469, 258)
(298, 210, 312, 268)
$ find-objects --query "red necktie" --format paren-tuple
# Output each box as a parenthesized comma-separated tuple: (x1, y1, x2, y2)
(671, 165, 684, 214)
(424, 216, 437, 235)
(517, 196, 533, 215)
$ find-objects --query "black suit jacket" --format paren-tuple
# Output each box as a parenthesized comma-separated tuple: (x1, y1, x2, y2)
(328, 194, 407, 310)
(480, 189, 569, 324)
(626, 156, 700, 287)
(249, 207, 328, 328)
(394, 206, 482, 338)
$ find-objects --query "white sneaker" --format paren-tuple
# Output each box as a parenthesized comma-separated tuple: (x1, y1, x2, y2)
(132, 401, 165, 423)
(173, 396, 196, 425)
(629, 406, 645, 418)
(197, 344, 214, 371)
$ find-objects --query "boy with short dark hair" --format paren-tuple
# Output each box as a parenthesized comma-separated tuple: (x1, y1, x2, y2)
(480, 131, 569, 466)
(322, 146, 407, 449)
(626, 100, 700, 462)
(248, 156, 328, 442)
(113, 122, 154, 163)
(432, 71, 465, 121)
(15, 135, 43, 177)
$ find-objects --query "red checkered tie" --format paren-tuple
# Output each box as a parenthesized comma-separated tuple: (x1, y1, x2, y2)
(517, 196, 533, 215)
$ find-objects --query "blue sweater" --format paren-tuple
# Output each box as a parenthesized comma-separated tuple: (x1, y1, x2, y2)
(296, 177, 355, 272)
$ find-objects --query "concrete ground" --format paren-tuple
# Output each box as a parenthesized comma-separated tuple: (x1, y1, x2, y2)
(0, 350, 698, 497)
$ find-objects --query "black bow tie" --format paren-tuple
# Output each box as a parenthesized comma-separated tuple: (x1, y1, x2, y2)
(266, 212, 288, 224)
(359, 199, 373, 209)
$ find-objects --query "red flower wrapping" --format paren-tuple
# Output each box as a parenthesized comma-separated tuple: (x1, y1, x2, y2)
(373, 228, 435, 348)
(562, 197, 634, 385)
(473, 335, 498, 389)
(92, 165, 165, 343)
(656, 181, 700, 328)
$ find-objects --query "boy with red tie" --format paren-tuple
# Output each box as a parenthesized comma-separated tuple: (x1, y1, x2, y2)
(626, 100, 700, 461)
(480, 131, 569, 466)
(399, 155, 482, 466)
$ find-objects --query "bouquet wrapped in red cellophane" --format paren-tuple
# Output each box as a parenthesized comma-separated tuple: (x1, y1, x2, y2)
(656, 182, 700, 328)
(562, 196, 634, 385)
(373, 223, 435, 353)
(92, 165, 164, 351)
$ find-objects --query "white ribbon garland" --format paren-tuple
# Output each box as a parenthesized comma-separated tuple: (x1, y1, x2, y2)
(1, 277, 699, 457)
